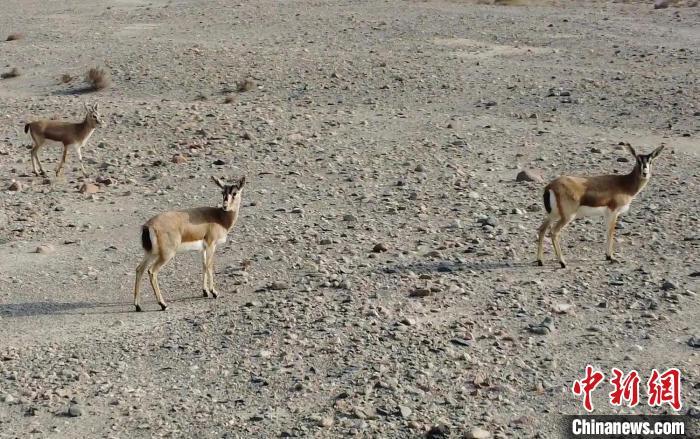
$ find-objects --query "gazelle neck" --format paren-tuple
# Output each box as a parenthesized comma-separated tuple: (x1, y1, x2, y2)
(221, 193, 242, 230)
(625, 162, 649, 195)
(79, 116, 97, 137)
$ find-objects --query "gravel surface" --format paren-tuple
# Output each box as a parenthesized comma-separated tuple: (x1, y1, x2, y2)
(0, 0, 698, 437)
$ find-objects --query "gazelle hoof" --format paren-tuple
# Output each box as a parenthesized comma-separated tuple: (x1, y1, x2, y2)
(211, 290, 219, 299)
(135, 305, 142, 312)
(559, 261, 567, 269)
(159, 303, 168, 311)
(202, 289, 209, 298)
(537, 260, 544, 267)
(606, 255, 620, 263)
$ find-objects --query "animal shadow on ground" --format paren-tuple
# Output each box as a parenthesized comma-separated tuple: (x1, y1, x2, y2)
(382, 260, 536, 275)
(0, 300, 126, 317)
(0, 293, 214, 317)
(52, 86, 96, 96)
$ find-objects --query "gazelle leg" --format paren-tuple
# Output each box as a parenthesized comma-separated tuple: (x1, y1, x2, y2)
(148, 253, 174, 311)
(75, 145, 87, 178)
(205, 245, 218, 298)
(55, 143, 70, 177)
(201, 250, 209, 297)
(605, 212, 620, 262)
(536, 216, 554, 266)
(30, 138, 46, 176)
(550, 215, 573, 269)
(134, 253, 156, 312)
(30, 146, 39, 175)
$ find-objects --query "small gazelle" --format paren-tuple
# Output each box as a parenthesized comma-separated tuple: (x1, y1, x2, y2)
(133, 176, 246, 312)
(24, 103, 103, 178)
(536, 143, 665, 268)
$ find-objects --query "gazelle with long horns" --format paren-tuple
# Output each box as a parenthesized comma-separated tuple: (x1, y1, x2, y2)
(133, 176, 246, 312)
(536, 143, 666, 268)
(24, 103, 103, 177)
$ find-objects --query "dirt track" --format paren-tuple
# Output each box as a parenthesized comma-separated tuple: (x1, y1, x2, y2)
(0, 0, 698, 437)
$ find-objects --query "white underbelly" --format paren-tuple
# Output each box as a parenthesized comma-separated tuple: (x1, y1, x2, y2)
(576, 206, 608, 218)
(177, 240, 206, 253)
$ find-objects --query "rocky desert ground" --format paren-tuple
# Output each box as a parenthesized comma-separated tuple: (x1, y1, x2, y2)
(0, 0, 698, 437)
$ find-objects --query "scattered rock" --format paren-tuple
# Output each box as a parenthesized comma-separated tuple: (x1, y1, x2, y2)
(553, 303, 574, 314)
(528, 317, 554, 334)
(67, 404, 82, 417)
(409, 287, 431, 298)
(35, 244, 55, 254)
(79, 183, 100, 194)
(465, 427, 491, 439)
(171, 154, 187, 164)
(372, 243, 388, 253)
(661, 280, 678, 291)
(688, 406, 700, 419)
(8, 180, 22, 191)
(688, 336, 700, 349)
(654, 0, 670, 8)
(318, 416, 334, 427)
(426, 424, 450, 438)
(269, 281, 289, 291)
(515, 169, 544, 183)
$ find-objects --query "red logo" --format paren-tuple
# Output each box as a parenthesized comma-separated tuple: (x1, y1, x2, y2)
(647, 368, 682, 411)
(609, 368, 640, 408)
(572, 365, 605, 412)
(573, 366, 682, 412)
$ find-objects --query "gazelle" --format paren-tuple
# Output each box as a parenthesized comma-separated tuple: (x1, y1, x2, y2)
(133, 176, 246, 312)
(536, 143, 665, 268)
(24, 103, 103, 178)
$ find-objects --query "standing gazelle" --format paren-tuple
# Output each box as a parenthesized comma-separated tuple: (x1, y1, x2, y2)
(536, 143, 665, 268)
(24, 103, 103, 178)
(133, 176, 246, 312)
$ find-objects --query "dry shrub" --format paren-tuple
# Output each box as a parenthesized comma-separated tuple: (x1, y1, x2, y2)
(236, 78, 256, 92)
(60, 74, 74, 84)
(223, 95, 235, 104)
(6, 33, 24, 41)
(86, 67, 110, 91)
(1, 67, 20, 79)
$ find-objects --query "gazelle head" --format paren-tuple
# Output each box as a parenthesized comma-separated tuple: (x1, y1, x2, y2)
(211, 176, 246, 211)
(84, 103, 104, 126)
(624, 143, 665, 180)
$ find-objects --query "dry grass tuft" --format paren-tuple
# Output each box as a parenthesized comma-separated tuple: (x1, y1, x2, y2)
(86, 67, 111, 91)
(6, 33, 24, 41)
(60, 74, 74, 84)
(1, 67, 21, 79)
(236, 78, 256, 92)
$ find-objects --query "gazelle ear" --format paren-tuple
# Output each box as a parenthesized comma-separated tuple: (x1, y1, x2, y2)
(650, 144, 665, 160)
(93, 103, 99, 111)
(624, 142, 637, 158)
(211, 176, 225, 188)
(84, 102, 89, 112)
(237, 175, 246, 188)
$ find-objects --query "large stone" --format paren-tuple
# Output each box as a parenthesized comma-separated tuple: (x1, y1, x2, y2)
(8, 180, 22, 191)
(79, 183, 100, 194)
(516, 169, 544, 183)
(465, 427, 491, 439)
